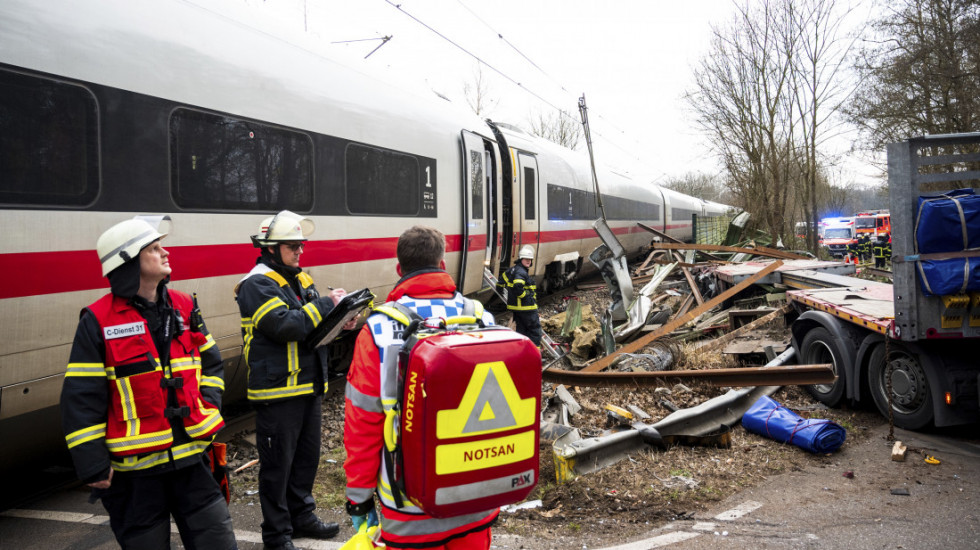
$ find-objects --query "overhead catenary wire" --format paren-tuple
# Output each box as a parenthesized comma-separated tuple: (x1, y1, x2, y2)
(384, 0, 664, 180)
(382, 0, 568, 117)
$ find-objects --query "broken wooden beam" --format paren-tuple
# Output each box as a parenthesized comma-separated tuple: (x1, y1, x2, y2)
(579, 261, 784, 374)
(696, 305, 792, 354)
(681, 266, 704, 306)
(637, 222, 684, 243)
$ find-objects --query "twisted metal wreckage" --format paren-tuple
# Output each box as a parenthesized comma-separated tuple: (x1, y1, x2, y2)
(533, 217, 842, 479)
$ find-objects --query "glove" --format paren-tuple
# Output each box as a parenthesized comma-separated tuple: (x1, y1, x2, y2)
(351, 508, 378, 532)
(347, 499, 379, 532)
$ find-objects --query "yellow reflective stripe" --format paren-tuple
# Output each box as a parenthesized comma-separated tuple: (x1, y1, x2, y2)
(111, 439, 210, 472)
(65, 363, 106, 377)
(199, 333, 216, 352)
(263, 270, 289, 287)
(512, 278, 526, 285)
(241, 319, 254, 363)
(105, 428, 173, 454)
(115, 378, 138, 426)
(65, 423, 106, 449)
(302, 302, 323, 325)
(508, 304, 538, 311)
(374, 306, 410, 325)
(184, 408, 223, 438)
(287, 341, 299, 383)
(170, 357, 201, 371)
(200, 375, 224, 390)
(377, 474, 399, 502)
(473, 301, 485, 318)
(248, 383, 315, 401)
(253, 297, 286, 326)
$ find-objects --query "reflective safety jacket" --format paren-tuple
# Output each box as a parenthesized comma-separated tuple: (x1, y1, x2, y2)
(235, 262, 334, 402)
(62, 289, 225, 480)
(344, 269, 498, 548)
(499, 262, 537, 311)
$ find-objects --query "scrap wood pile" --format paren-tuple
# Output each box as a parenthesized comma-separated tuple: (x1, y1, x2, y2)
(532, 221, 839, 484)
(539, 233, 812, 380)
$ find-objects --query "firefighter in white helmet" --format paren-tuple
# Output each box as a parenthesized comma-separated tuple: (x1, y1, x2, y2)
(498, 244, 543, 346)
(234, 210, 345, 549)
(61, 216, 237, 549)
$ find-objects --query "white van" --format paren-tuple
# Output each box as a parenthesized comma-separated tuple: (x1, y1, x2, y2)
(819, 217, 856, 257)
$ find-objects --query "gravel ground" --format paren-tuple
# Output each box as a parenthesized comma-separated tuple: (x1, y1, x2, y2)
(222, 270, 893, 548)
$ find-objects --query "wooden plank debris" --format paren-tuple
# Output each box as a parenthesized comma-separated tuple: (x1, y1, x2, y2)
(650, 242, 807, 260)
(576, 260, 784, 374)
(696, 305, 792, 354)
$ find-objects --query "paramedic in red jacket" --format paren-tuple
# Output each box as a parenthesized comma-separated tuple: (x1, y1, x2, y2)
(60, 217, 237, 550)
(343, 226, 498, 549)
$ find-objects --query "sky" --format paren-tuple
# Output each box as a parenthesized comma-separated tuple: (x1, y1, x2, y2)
(198, 0, 877, 189)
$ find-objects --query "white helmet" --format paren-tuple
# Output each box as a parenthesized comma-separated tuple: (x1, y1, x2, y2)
(96, 217, 169, 276)
(251, 210, 315, 247)
(518, 245, 535, 261)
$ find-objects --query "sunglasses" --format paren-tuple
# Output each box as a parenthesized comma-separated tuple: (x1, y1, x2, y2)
(283, 242, 305, 252)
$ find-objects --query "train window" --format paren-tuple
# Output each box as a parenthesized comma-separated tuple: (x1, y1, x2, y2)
(345, 144, 423, 216)
(170, 109, 312, 211)
(0, 70, 99, 206)
(470, 150, 483, 220)
(524, 167, 535, 220)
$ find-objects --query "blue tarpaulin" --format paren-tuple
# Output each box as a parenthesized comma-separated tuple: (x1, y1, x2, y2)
(741, 396, 846, 454)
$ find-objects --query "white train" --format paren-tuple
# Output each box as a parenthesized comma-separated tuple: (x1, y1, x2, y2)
(0, 0, 730, 472)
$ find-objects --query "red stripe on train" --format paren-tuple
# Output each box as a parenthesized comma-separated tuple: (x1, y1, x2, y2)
(0, 224, 684, 299)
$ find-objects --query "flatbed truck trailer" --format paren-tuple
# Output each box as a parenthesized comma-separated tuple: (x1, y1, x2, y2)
(787, 133, 980, 429)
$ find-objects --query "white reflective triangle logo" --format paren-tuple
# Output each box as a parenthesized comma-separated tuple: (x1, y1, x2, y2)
(437, 361, 535, 439)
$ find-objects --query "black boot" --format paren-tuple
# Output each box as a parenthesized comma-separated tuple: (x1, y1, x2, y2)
(292, 515, 340, 540)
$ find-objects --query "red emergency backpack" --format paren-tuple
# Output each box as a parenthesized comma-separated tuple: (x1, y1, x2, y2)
(375, 300, 541, 518)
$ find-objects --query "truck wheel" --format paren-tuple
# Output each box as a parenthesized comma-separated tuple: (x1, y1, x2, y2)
(868, 345, 933, 430)
(800, 327, 846, 406)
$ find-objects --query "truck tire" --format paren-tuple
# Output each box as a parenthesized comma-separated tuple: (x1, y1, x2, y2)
(800, 327, 846, 406)
(868, 344, 933, 430)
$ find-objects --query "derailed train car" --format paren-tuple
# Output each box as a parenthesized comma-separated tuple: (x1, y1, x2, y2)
(0, 0, 730, 472)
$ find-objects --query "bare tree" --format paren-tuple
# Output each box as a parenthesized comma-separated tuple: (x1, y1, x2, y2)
(788, 0, 855, 250)
(687, 0, 857, 249)
(686, 0, 796, 240)
(662, 171, 728, 202)
(462, 64, 498, 117)
(846, 0, 980, 150)
(525, 109, 582, 150)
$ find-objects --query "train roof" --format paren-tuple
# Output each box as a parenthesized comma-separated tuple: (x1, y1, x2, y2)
(0, 0, 495, 153)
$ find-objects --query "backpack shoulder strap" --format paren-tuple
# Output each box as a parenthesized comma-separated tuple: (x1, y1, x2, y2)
(373, 301, 422, 326)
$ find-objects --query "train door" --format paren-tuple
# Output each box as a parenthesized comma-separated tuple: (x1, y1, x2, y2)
(485, 145, 503, 277)
(514, 151, 540, 268)
(459, 130, 488, 294)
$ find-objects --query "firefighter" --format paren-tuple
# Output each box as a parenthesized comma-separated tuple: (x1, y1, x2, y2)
(344, 225, 498, 548)
(874, 236, 887, 268)
(61, 217, 237, 550)
(235, 211, 345, 550)
(858, 233, 872, 263)
(498, 245, 543, 346)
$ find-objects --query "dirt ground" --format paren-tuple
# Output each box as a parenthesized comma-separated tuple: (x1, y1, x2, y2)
(222, 277, 883, 548)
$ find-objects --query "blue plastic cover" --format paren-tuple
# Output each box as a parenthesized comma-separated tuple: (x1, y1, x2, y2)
(914, 188, 980, 296)
(741, 396, 846, 454)
(917, 257, 980, 296)
(915, 188, 980, 253)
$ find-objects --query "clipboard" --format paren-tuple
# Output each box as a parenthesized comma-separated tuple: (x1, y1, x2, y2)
(305, 288, 375, 348)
